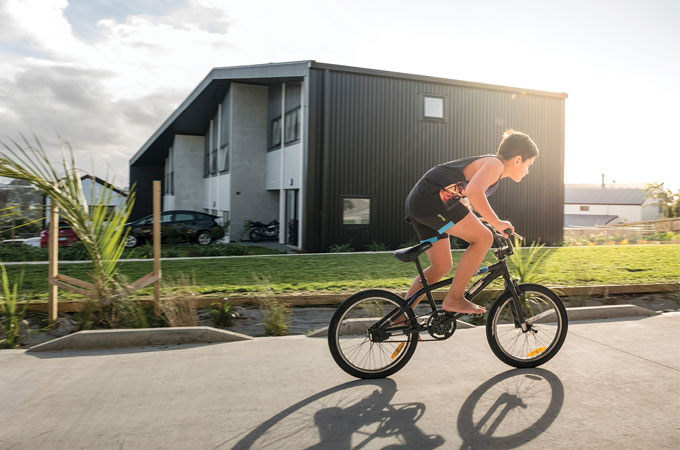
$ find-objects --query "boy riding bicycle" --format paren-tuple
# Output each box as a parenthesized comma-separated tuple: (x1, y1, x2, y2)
(404, 129, 539, 315)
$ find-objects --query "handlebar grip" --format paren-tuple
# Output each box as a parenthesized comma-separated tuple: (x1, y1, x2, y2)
(503, 228, 513, 236)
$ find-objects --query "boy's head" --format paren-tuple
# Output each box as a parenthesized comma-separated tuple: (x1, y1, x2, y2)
(496, 129, 539, 162)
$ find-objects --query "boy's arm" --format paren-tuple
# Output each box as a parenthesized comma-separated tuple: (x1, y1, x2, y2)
(465, 159, 508, 231)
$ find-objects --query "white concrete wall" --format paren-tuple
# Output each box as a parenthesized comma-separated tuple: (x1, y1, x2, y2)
(172, 135, 204, 211)
(266, 150, 281, 190)
(283, 142, 302, 189)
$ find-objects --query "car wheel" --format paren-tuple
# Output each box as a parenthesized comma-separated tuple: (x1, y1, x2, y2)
(125, 235, 138, 248)
(197, 231, 212, 245)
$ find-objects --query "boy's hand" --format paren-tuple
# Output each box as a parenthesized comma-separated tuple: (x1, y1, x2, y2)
(493, 220, 514, 238)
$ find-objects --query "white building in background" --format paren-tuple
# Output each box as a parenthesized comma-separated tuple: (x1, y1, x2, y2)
(45, 175, 127, 221)
(564, 183, 664, 227)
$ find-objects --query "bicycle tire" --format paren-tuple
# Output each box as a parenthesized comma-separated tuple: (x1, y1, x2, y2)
(328, 290, 418, 379)
(486, 283, 568, 368)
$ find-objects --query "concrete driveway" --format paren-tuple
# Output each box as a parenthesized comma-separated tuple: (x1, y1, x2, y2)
(1, 313, 678, 450)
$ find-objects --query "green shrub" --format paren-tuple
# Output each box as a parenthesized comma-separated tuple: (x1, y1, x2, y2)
(648, 232, 675, 242)
(0, 245, 48, 262)
(0, 262, 27, 348)
(60, 241, 89, 260)
(209, 299, 236, 326)
(365, 241, 391, 251)
(508, 237, 552, 283)
(329, 242, 354, 253)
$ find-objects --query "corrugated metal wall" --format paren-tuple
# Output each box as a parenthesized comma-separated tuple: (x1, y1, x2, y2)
(306, 68, 565, 252)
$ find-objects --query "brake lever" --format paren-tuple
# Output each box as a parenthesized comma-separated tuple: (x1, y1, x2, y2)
(503, 228, 524, 241)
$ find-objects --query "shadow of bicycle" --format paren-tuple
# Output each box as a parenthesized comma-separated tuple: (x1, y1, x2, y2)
(227, 378, 444, 450)
(457, 368, 565, 449)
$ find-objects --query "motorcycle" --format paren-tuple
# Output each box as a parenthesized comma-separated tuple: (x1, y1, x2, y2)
(248, 220, 279, 242)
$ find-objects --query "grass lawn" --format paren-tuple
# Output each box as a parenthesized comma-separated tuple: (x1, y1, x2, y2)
(3, 244, 679, 302)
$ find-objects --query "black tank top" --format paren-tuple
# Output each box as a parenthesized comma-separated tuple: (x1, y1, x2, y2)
(419, 155, 503, 197)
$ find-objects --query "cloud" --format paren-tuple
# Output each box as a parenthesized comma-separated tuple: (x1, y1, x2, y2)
(0, 0, 238, 186)
(0, 63, 184, 186)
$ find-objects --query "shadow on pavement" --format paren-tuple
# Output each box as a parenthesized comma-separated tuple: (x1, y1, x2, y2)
(457, 368, 565, 449)
(224, 378, 445, 450)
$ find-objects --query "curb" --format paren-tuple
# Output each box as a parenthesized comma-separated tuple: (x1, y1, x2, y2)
(26, 327, 252, 352)
(306, 304, 664, 337)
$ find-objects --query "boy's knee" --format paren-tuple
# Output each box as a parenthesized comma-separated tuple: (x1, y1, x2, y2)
(477, 228, 494, 248)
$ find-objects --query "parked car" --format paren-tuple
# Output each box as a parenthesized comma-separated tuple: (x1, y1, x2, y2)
(40, 220, 79, 247)
(125, 210, 222, 248)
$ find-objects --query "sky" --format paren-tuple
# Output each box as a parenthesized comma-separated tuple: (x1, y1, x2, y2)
(0, 0, 678, 191)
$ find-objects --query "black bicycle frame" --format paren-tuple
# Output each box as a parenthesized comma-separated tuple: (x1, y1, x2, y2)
(372, 256, 528, 334)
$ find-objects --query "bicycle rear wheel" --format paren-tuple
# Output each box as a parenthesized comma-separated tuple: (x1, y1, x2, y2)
(486, 284, 568, 368)
(328, 290, 418, 379)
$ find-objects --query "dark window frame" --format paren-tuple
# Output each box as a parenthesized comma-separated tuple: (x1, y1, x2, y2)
(341, 195, 373, 228)
(284, 107, 301, 145)
(270, 116, 282, 150)
(219, 143, 230, 173)
(419, 93, 448, 124)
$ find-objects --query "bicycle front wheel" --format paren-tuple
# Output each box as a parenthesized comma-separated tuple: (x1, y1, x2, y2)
(486, 284, 568, 368)
(328, 290, 418, 379)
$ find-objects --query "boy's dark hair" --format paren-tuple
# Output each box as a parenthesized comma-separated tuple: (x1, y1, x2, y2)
(496, 129, 539, 161)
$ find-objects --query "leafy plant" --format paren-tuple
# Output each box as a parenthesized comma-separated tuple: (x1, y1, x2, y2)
(209, 299, 236, 326)
(507, 237, 552, 283)
(0, 262, 28, 348)
(365, 241, 391, 251)
(0, 136, 136, 327)
(329, 241, 354, 253)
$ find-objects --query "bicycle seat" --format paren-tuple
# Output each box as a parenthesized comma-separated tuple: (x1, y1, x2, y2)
(393, 241, 432, 263)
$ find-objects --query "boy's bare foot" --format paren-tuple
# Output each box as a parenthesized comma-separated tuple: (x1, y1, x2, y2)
(441, 297, 486, 314)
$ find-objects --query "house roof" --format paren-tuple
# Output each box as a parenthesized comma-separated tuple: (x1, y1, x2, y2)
(80, 175, 127, 197)
(564, 183, 649, 205)
(564, 214, 619, 227)
(129, 60, 568, 168)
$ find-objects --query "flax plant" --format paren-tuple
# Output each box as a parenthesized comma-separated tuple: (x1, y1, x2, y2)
(0, 262, 27, 348)
(0, 136, 136, 326)
(508, 237, 552, 284)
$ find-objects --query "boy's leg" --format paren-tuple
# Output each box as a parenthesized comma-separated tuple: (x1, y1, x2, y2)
(404, 238, 453, 307)
(442, 213, 493, 313)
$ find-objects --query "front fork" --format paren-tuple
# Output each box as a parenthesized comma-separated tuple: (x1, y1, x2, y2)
(504, 275, 531, 332)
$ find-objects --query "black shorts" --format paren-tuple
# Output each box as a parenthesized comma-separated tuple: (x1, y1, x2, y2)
(405, 179, 471, 243)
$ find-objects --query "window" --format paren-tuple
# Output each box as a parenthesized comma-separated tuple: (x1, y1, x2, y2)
(88, 205, 116, 217)
(424, 96, 444, 119)
(284, 108, 300, 144)
(203, 131, 210, 177)
(580, 206, 590, 211)
(210, 121, 217, 175)
(160, 212, 173, 223)
(175, 213, 194, 222)
(343, 198, 370, 225)
(220, 144, 229, 173)
(271, 117, 282, 149)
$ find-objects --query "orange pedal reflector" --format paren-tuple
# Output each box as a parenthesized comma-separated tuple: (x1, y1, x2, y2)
(391, 342, 405, 360)
(528, 346, 546, 357)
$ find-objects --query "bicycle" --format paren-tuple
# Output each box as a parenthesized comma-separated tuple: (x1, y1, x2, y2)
(328, 223, 568, 379)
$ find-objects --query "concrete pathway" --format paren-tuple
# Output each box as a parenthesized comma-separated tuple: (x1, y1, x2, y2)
(1, 313, 679, 450)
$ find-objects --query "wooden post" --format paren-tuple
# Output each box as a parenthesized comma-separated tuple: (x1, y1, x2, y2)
(47, 204, 59, 322)
(153, 181, 161, 313)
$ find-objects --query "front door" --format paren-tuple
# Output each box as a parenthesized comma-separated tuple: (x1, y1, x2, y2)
(285, 189, 299, 246)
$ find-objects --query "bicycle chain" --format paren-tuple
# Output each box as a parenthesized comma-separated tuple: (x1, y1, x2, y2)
(382, 312, 455, 343)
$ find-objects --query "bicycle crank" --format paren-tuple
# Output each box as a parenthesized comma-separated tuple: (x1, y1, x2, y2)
(426, 310, 457, 340)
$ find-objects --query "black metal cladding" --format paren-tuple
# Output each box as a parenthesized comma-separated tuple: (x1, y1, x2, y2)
(306, 68, 565, 252)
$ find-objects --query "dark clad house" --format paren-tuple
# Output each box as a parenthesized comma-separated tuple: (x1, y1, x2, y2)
(130, 61, 567, 252)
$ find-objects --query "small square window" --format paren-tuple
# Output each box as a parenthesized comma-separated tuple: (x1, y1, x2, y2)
(424, 96, 444, 119)
(343, 198, 370, 225)
(580, 206, 590, 211)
